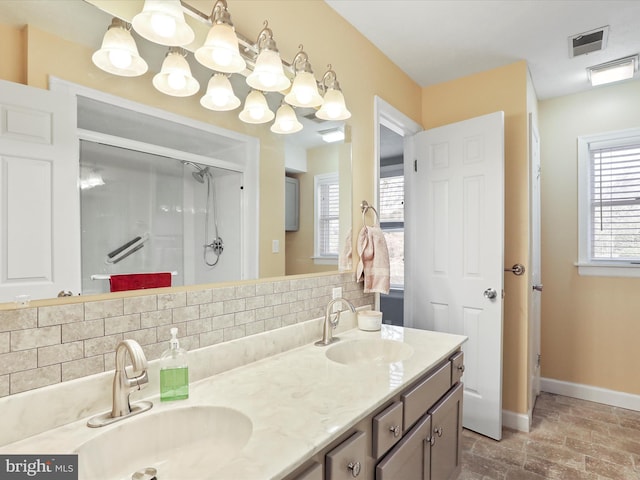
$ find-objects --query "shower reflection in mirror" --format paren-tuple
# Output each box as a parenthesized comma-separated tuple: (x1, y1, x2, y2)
(79, 140, 242, 295)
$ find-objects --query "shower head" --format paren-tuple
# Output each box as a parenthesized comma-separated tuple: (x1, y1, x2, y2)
(192, 166, 210, 183)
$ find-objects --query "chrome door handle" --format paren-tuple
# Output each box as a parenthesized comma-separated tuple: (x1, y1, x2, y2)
(483, 288, 498, 300)
(533, 284, 543, 292)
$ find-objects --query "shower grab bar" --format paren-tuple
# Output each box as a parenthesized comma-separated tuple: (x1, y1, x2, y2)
(360, 200, 380, 226)
(91, 271, 178, 280)
(108, 236, 142, 259)
(106, 233, 150, 265)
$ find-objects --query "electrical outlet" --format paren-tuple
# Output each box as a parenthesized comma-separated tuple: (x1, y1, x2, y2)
(272, 240, 279, 253)
(332, 287, 342, 299)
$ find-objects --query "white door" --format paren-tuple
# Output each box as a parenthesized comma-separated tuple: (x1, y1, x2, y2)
(408, 111, 504, 440)
(529, 118, 542, 410)
(0, 79, 80, 302)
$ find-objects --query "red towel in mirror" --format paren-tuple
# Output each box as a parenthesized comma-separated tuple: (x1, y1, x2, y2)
(109, 272, 172, 292)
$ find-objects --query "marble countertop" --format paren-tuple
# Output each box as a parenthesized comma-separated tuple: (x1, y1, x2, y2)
(1, 325, 466, 479)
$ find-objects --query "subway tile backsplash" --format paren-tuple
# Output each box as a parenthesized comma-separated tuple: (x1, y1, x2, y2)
(0, 273, 372, 397)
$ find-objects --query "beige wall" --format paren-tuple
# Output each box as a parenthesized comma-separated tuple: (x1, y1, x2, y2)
(0, 24, 24, 84)
(421, 61, 532, 414)
(539, 80, 640, 395)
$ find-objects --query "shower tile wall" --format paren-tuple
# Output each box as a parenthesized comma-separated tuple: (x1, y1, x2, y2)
(0, 272, 372, 397)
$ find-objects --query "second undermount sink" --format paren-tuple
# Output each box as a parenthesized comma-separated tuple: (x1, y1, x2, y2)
(76, 405, 252, 480)
(326, 338, 414, 366)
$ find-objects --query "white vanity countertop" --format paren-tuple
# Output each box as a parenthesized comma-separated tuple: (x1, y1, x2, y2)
(1, 325, 466, 480)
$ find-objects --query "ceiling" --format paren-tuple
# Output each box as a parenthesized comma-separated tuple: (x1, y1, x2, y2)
(324, 0, 640, 100)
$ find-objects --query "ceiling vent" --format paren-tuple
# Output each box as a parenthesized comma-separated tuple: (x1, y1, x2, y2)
(569, 26, 609, 58)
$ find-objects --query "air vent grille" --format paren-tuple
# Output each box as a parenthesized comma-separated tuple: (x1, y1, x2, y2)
(569, 26, 609, 58)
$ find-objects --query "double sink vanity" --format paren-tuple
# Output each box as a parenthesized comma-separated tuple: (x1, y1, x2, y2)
(0, 309, 466, 480)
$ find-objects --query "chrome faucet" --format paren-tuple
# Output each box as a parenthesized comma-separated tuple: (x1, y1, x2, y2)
(87, 339, 153, 427)
(315, 297, 356, 346)
(112, 339, 149, 417)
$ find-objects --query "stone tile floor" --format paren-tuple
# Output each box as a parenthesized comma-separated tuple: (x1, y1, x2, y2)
(460, 392, 640, 479)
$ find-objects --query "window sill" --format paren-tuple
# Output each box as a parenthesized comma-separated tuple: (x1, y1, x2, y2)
(575, 262, 640, 278)
(312, 256, 338, 266)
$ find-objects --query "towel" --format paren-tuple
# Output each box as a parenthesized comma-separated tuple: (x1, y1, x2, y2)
(109, 272, 172, 292)
(355, 225, 390, 294)
(339, 227, 353, 272)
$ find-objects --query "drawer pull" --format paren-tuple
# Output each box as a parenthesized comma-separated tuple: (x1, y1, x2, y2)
(434, 426, 443, 437)
(457, 364, 465, 372)
(426, 435, 435, 446)
(389, 425, 401, 437)
(347, 461, 361, 477)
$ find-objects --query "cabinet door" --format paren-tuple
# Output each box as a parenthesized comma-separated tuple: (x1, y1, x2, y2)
(326, 431, 367, 480)
(376, 414, 431, 480)
(429, 383, 463, 480)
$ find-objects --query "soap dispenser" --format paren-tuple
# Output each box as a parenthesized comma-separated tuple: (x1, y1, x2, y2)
(160, 327, 189, 402)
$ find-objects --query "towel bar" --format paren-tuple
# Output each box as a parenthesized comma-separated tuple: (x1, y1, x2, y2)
(360, 200, 380, 226)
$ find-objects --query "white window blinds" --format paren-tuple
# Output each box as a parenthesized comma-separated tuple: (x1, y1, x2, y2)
(316, 175, 339, 256)
(591, 144, 640, 261)
(379, 176, 404, 223)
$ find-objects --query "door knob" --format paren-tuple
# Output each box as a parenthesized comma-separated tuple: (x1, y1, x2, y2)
(533, 284, 543, 292)
(483, 288, 497, 300)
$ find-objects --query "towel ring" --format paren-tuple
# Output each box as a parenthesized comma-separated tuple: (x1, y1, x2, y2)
(360, 200, 380, 226)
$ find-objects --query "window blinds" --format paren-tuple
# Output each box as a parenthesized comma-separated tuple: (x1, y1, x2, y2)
(379, 176, 404, 223)
(318, 182, 339, 256)
(591, 144, 640, 260)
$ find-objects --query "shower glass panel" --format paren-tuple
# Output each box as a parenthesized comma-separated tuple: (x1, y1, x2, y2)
(79, 140, 242, 295)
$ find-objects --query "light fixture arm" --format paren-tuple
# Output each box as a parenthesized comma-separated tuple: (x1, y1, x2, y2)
(256, 21, 278, 53)
(210, 0, 233, 26)
(292, 45, 313, 74)
(108, 17, 131, 32)
(320, 65, 340, 92)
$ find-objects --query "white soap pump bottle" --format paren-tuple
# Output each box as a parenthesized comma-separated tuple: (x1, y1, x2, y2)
(160, 327, 189, 402)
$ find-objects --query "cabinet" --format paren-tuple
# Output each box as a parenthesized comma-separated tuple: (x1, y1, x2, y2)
(285, 350, 464, 480)
(285, 176, 299, 231)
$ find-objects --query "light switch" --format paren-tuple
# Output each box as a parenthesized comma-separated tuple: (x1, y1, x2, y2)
(272, 240, 279, 253)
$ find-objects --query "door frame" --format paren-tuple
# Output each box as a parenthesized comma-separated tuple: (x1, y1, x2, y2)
(373, 96, 422, 314)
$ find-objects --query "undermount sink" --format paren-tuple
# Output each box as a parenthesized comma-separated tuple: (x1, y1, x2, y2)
(76, 405, 252, 480)
(326, 338, 414, 366)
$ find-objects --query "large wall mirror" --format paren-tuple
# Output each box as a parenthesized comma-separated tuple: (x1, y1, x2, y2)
(0, 0, 353, 305)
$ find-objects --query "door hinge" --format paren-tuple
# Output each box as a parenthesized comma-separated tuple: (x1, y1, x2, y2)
(537, 354, 541, 368)
(414, 159, 417, 172)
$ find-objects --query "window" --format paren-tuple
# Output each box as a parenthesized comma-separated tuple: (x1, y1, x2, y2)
(314, 172, 339, 263)
(578, 128, 640, 277)
(380, 165, 404, 287)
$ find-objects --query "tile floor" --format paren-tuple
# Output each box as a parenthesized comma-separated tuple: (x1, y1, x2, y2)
(460, 392, 640, 479)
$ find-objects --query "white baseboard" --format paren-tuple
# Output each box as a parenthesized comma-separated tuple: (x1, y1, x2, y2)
(541, 377, 640, 412)
(502, 409, 531, 433)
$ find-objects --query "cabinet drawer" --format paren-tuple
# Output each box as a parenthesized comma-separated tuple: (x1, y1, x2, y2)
(375, 413, 431, 480)
(372, 401, 403, 459)
(402, 361, 452, 430)
(450, 351, 465, 385)
(326, 431, 367, 480)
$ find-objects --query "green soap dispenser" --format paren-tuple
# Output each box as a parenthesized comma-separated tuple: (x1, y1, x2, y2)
(160, 327, 189, 402)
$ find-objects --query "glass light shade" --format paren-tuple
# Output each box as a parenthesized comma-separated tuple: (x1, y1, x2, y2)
(195, 23, 246, 73)
(200, 74, 241, 111)
(271, 104, 303, 134)
(92, 22, 148, 77)
(246, 49, 291, 92)
(284, 71, 323, 108)
(153, 51, 200, 97)
(132, 0, 195, 46)
(239, 90, 275, 124)
(316, 88, 351, 120)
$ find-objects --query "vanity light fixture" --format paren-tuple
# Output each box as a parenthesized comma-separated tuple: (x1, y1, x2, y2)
(91, 1, 351, 134)
(587, 54, 638, 86)
(246, 22, 291, 92)
(92, 18, 148, 77)
(152, 47, 200, 96)
(239, 90, 275, 124)
(316, 66, 351, 121)
(271, 103, 303, 134)
(200, 73, 241, 111)
(132, 0, 195, 46)
(284, 46, 324, 108)
(194, 0, 246, 74)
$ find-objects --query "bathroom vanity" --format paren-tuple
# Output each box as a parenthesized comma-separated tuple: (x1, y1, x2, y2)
(0, 319, 466, 480)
